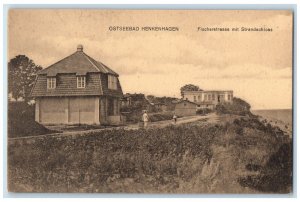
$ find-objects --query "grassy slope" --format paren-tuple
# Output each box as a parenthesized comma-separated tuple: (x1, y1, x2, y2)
(8, 115, 292, 193)
(8, 102, 56, 138)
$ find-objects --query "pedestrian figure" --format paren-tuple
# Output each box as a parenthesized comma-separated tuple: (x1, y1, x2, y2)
(173, 113, 177, 124)
(142, 110, 149, 128)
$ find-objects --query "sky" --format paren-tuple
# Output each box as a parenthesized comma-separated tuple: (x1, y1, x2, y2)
(8, 10, 293, 109)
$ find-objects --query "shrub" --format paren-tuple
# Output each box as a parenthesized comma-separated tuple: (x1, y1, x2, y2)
(238, 141, 292, 193)
(196, 108, 212, 115)
(148, 112, 174, 122)
(216, 97, 251, 116)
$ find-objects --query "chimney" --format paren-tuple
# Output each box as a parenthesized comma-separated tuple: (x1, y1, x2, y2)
(77, 44, 83, 52)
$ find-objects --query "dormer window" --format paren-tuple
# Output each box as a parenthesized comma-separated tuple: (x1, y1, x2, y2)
(47, 77, 56, 89)
(77, 76, 86, 88)
(108, 74, 117, 90)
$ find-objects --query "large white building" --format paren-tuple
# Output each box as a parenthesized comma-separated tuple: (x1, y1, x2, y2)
(182, 90, 233, 110)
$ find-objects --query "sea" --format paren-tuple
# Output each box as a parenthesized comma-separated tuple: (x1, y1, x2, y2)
(251, 109, 293, 126)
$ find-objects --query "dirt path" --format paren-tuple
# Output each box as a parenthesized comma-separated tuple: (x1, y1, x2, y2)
(124, 113, 220, 130)
(8, 113, 220, 141)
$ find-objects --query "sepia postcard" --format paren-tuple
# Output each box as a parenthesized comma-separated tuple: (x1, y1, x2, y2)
(7, 9, 293, 194)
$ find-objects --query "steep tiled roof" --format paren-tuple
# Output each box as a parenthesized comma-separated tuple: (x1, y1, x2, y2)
(38, 50, 118, 76)
(84, 54, 119, 76)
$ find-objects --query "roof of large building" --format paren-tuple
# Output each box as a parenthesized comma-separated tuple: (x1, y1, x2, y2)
(175, 99, 217, 106)
(30, 45, 123, 97)
(183, 90, 233, 93)
(38, 45, 118, 76)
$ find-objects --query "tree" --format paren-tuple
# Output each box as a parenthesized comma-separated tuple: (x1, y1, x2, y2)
(180, 84, 203, 97)
(8, 55, 42, 102)
(146, 95, 155, 103)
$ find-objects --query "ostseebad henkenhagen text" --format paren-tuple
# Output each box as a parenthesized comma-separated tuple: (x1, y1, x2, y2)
(108, 26, 273, 32)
